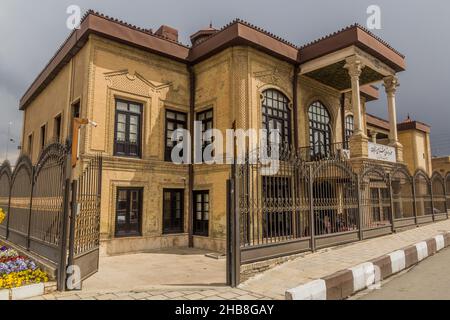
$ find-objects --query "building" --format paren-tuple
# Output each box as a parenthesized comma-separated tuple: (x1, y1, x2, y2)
(20, 11, 415, 257)
(366, 113, 432, 175)
(433, 156, 450, 176)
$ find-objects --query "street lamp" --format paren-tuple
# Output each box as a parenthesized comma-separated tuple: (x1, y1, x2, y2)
(5, 122, 14, 161)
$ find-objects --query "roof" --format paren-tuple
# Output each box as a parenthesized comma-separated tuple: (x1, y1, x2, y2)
(366, 113, 431, 133)
(19, 11, 406, 110)
(300, 24, 406, 72)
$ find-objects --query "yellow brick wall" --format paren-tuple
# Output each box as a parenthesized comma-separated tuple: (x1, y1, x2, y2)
(399, 129, 432, 176)
(22, 44, 90, 163)
(20, 37, 361, 256)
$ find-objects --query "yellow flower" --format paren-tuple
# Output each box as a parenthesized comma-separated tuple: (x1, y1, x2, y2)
(0, 208, 6, 224)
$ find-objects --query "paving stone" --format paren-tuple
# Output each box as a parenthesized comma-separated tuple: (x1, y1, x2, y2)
(57, 295, 80, 300)
(163, 291, 185, 298)
(130, 292, 150, 299)
(236, 294, 260, 300)
(146, 295, 167, 300)
(202, 296, 225, 300)
(184, 293, 206, 300)
(95, 294, 117, 300)
(217, 292, 240, 299)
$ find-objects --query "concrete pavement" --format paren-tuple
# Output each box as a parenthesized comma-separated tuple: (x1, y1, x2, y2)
(240, 220, 450, 299)
(27, 220, 450, 300)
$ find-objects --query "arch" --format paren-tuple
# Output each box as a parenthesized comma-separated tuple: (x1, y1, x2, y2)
(446, 173, 450, 212)
(8, 155, 33, 248)
(30, 142, 69, 247)
(391, 166, 414, 219)
(312, 160, 358, 235)
(261, 89, 292, 147)
(414, 169, 432, 216)
(33, 142, 68, 183)
(359, 165, 391, 229)
(308, 100, 333, 158)
(344, 114, 354, 149)
(431, 172, 446, 214)
(0, 161, 12, 238)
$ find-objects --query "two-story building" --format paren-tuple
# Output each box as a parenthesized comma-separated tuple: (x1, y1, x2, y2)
(19, 11, 410, 256)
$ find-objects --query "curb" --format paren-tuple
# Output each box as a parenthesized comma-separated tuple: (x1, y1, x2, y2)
(0, 282, 56, 301)
(286, 232, 450, 300)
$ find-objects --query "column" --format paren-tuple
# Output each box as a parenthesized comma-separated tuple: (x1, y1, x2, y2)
(383, 75, 404, 162)
(344, 57, 366, 137)
(344, 56, 368, 158)
(370, 130, 378, 143)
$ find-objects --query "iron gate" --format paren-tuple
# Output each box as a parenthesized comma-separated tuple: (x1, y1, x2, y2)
(0, 143, 102, 291)
(68, 155, 103, 284)
(228, 145, 450, 287)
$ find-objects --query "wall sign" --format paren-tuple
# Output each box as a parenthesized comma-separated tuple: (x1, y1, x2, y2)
(368, 142, 396, 162)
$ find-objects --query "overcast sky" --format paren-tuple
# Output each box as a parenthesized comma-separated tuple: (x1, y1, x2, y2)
(1, 0, 449, 163)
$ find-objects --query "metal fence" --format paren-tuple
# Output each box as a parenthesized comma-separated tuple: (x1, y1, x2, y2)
(229, 146, 450, 285)
(0, 143, 102, 291)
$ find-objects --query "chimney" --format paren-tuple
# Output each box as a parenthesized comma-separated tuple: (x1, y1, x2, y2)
(155, 25, 179, 42)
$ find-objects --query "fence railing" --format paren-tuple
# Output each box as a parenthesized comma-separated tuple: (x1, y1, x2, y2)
(0, 143, 102, 291)
(231, 147, 450, 278)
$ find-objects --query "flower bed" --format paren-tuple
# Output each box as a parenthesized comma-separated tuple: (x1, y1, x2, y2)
(0, 246, 48, 289)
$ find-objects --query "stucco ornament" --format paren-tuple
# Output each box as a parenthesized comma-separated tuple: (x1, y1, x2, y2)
(104, 70, 172, 97)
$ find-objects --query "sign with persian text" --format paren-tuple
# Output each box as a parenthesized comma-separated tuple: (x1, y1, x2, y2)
(368, 142, 396, 162)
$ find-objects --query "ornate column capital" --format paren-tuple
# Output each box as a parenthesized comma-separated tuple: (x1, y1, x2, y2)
(383, 75, 400, 95)
(344, 56, 365, 78)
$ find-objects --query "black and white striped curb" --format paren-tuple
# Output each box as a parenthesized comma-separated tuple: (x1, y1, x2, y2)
(285, 232, 449, 300)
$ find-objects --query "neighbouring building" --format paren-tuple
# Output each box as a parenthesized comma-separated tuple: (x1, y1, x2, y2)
(433, 156, 450, 176)
(366, 113, 432, 175)
(20, 11, 427, 256)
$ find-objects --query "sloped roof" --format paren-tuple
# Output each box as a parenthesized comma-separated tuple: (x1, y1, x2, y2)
(19, 11, 406, 109)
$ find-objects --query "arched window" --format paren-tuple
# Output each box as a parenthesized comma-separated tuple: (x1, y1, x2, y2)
(309, 101, 331, 157)
(262, 89, 291, 146)
(344, 115, 354, 149)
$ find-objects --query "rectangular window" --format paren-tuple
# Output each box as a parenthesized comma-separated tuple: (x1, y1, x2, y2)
(115, 188, 143, 237)
(197, 109, 213, 159)
(27, 133, 33, 156)
(54, 114, 62, 142)
(40, 124, 46, 150)
(163, 189, 184, 234)
(165, 110, 187, 162)
(114, 100, 142, 158)
(193, 191, 210, 237)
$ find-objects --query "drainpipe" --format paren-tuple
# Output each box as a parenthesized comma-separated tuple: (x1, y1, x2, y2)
(188, 65, 195, 248)
(293, 65, 299, 149)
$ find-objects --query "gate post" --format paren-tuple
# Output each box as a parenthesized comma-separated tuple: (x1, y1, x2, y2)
(412, 177, 418, 226)
(5, 179, 12, 240)
(57, 146, 73, 292)
(57, 178, 71, 291)
(388, 173, 395, 233)
(228, 166, 241, 287)
(67, 180, 78, 272)
(356, 174, 363, 241)
(308, 165, 315, 252)
(430, 180, 435, 222)
(26, 168, 35, 250)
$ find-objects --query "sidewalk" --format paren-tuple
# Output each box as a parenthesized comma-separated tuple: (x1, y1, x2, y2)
(30, 286, 271, 301)
(29, 220, 450, 300)
(240, 219, 450, 300)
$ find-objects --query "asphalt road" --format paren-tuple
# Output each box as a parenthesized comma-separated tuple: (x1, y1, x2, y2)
(357, 247, 450, 300)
